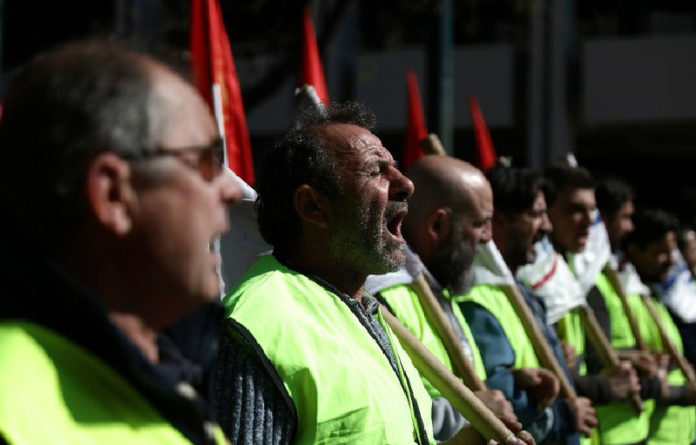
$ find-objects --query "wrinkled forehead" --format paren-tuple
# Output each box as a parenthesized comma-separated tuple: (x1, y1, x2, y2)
(314, 123, 392, 163)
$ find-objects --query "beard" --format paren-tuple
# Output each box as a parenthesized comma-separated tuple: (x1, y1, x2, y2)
(328, 199, 407, 276)
(429, 227, 477, 295)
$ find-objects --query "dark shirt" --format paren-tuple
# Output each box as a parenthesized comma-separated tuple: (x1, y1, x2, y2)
(460, 282, 579, 445)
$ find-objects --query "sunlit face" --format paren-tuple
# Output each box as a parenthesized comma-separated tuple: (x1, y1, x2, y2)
(129, 70, 241, 319)
(507, 191, 549, 267)
(320, 124, 414, 276)
(628, 232, 676, 283)
(432, 179, 493, 293)
(606, 200, 635, 250)
(548, 187, 596, 253)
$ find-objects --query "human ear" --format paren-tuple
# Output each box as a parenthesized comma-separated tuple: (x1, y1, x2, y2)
(293, 184, 329, 229)
(85, 152, 136, 236)
(426, 208, 451, 244)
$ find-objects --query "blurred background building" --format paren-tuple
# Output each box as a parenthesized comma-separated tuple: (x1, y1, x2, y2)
(2, 0, 696, 220)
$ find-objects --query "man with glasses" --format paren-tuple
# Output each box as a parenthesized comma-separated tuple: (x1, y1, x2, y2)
(0, 41, 240, 444)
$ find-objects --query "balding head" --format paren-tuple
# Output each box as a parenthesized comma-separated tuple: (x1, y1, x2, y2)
(403, 155, 493, 292)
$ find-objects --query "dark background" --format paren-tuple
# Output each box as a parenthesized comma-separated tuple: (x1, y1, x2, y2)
(3, 0, 696, 223)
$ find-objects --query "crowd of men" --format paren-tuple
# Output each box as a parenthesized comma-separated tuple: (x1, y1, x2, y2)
(1, 41, 696, 445)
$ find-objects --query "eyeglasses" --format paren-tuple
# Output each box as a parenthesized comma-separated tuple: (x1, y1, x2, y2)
(120, 138, 225, 182)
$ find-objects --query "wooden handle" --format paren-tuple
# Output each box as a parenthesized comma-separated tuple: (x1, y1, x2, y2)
(577, 305, 643, 412)
(410, 274, 487, 391)
(602, 266, 647, 351)
(501, 285, 577, 401)
(640, 295, 696, 392)
(380, 306, 516, 443)
(420, 133, 447, 156)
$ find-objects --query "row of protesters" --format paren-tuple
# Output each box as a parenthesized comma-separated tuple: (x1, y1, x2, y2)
(458, 166, 596, 444)
(365, 159, 596, 444)
(541, 167, 696, 445)
(0, 41, 536, 445)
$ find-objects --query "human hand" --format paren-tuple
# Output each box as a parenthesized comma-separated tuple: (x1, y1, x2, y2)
(629, 350, 658, 379)
(568, 396, 597, 436)
(474, 389, 521, 433)
(513, 367, 560, 411)
(607, 361, 640, 401)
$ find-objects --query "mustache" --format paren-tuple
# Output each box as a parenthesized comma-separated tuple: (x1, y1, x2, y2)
(385, 201, 408, 220)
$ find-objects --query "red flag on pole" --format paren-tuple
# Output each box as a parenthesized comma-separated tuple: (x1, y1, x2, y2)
(299, 4, 329, 106)
(469, 96, 497, 171)
(402, 71, 428, 170)
(190, 0, 255, 184)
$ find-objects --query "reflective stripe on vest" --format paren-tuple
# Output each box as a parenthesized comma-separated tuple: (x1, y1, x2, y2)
(593, 272, 652, 445)
(0, 322, 215, 445)
(224, 255, 435, 445)
(456, 284, 540, 369)
(380, 283, 487, 398)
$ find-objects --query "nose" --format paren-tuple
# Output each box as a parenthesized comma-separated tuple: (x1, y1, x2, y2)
(389, 166, 414, 201)
(541, 212, 553, 234)
(219, 169, 243, 207)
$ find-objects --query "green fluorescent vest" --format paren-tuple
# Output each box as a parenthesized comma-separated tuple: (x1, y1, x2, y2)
(456, 284, 540, 369)
(224, 255, 435, 445)
(592, 272, 652, 445)
(0, 322, 221, 445)
(636, 296, 696, 445)
(379, 283, 487, 398)
(556, 308, 586, 376)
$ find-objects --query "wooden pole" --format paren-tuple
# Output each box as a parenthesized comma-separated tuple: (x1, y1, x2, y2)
(381, 306, 516, 443)
(501, 284, 577, 401)
(640, 294, 696, 392)
(420, 133, 447, 156)
(577, 305, 643, 412)
(602, 266, 647, 351)
(410, 274, 487, 391)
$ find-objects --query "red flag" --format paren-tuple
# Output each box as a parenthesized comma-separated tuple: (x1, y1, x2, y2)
(469, 96, 497, 171)
(190, 0, 255, 184)
(299, 4, 329, 106)
(402, 71, 428, 170)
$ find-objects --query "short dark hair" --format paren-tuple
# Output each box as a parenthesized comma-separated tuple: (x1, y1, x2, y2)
(543, 166, 595, 207)
(0, 41, 161, 251)
(595, 178, 635, 220)
(486, 165, 544, 214)
(255, 101, 377, 255)
(624, 208, 679, 249)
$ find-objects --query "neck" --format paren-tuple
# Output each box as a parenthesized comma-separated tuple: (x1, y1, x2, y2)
(59, 235, 163, 364)
(109, 311, 160, 362)
(280, 250, 366, 301)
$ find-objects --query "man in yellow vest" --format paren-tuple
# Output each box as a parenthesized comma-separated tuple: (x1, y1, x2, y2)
(368, 155, 531, 441)
(544, 167, 645, 445)
(624, 208, 696, 444)
(214, 103, 532, 444)
(459, 165, 597, 444)
(0, 42, 241, 444)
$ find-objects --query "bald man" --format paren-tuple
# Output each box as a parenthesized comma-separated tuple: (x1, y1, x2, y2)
(369, 156, 533, 443)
